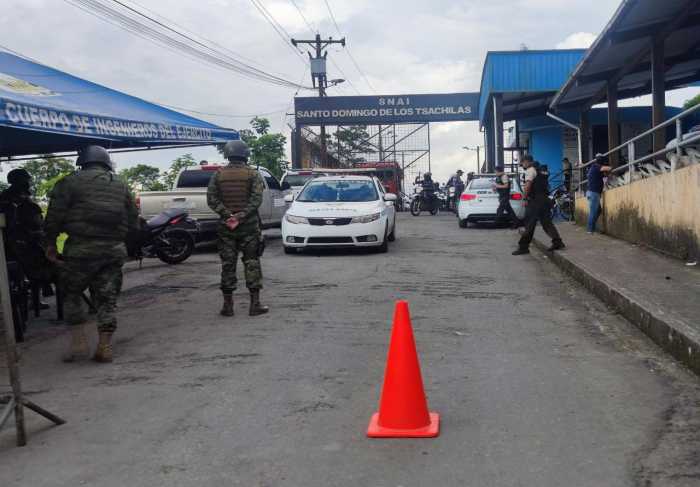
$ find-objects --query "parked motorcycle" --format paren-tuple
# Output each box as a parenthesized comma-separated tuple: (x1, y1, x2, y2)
(549, 186, 573, 221)
(410, 190, 440, 216)
(129, 208, 197, 265)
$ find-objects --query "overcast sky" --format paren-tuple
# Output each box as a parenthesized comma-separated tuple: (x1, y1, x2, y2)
(1, 0, 698, 182)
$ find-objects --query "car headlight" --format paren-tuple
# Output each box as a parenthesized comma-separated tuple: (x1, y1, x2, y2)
(350, 212, 381, 224)
(285, 214, 309, 224)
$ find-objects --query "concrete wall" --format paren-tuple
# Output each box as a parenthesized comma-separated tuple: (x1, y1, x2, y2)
(575, 164, 700, 261)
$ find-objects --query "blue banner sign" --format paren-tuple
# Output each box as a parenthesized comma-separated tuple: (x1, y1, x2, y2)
(294, 93, 480, 125)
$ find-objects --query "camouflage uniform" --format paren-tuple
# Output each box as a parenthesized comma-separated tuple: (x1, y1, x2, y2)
(206, 162, 264, 292)
(44, 167, 138, 333)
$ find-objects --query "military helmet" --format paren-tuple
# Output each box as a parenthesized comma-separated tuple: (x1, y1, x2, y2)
(76, 145, 113, 170)
(223, 139, 250, 161)
(7, 168, 31, 185)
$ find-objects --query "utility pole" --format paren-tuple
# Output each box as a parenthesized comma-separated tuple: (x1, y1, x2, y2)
(292, 34, 346, 167)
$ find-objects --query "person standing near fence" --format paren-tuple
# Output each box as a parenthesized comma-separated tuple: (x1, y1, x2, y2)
(586, 155, 612, 234)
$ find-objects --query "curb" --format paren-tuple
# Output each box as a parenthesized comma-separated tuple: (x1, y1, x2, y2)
(532, 236, 700, 376)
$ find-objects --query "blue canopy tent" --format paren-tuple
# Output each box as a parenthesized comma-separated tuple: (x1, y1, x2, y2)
(0, 51, 238, 158)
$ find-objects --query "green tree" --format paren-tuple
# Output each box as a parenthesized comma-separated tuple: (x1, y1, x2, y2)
(216, 118, 287, 178)
(37, 173, 69, 199)
(163, 154, 196, 189)
(328, 126, 375, 164)
(21, 155, 74, 193)
(683, 93, 700, 110)
(218, 117, 287, 178)
(119, 164, 167, 191)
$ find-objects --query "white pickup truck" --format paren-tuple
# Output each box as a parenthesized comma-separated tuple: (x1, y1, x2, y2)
(138, 164, 288, 240)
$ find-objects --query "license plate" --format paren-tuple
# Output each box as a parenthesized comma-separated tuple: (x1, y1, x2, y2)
(165, 200, 196, 209)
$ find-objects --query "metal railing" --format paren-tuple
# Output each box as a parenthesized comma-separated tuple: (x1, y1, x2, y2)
(574, 102, 700, 194)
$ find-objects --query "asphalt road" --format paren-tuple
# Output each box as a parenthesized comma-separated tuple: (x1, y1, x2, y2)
(2, 214, 700, 487)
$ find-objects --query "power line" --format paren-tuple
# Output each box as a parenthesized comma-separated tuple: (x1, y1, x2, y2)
(1, 42, 290, 120)
(323, 0, 343, 35)
(63, 0, 312, 89)
(287, 0, 317, 34)
(322, 0, 376, 94)
(282, 0, 359, 95)
(249, 0, 308, 64)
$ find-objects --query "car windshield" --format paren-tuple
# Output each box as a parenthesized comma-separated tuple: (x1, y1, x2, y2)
(469, 178, 495, 190)
(296, 180, 378, 202)
(177, 170, 216, 188)
(284, 174, 316, 187)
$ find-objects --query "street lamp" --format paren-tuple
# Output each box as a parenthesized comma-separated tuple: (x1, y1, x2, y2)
(462, 146, 482, 174)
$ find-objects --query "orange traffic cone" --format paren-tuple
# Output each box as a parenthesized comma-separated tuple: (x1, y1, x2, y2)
(367, 300, 440, 438)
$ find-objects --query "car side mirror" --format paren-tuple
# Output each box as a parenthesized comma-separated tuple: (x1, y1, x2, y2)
(383, 193, 397, 202)
(284, 193, 294, 203)
(281, 181, 291, 191)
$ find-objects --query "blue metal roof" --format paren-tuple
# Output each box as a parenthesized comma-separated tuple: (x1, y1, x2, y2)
(0, 51, 239, 157)
(479, 50, 586, 123)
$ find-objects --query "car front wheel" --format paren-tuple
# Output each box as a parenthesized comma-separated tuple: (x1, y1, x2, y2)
(459, 218, 468, 228)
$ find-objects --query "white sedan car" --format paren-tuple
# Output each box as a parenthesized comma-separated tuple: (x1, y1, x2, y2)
(282, 175, 397, 253)
(457, 174, 526, 228)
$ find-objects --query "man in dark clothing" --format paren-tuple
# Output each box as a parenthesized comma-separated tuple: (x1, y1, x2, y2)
(512, 155, 565, 255)
(493, 165, 519, 228)
(0, 169, 52, 286)
(446, 169, 465, 210)
(586, 154, 612, 233)
(421, 172, 437, 209)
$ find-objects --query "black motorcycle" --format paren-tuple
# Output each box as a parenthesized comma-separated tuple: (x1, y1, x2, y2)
(549, 186, 573, 221)
(129, 208, 196, 265)
(410, 190, 440, 216)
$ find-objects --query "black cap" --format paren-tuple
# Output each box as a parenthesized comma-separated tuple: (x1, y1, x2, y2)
(495, 165, 504, 171)
(521, 154, 534, 162)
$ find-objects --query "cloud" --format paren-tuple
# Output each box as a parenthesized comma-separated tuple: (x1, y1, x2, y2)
(556, 32, 597, 49)
(1, 0, 622, 172)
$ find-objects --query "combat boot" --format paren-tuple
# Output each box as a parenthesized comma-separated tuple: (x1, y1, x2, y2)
(62, 324, 90, 362)
(93, 332, 114, 363)
(249, 289, 269, 316)
(220, 293, 234, 317)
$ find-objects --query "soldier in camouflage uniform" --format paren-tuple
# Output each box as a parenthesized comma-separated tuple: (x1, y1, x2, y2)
(44, 145, 138, 363)
(207, 139, 269, 317)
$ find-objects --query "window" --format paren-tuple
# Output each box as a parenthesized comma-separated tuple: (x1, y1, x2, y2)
(282, 174, 316, 187)
(177, 170, 216, 188)
(297, 180, 379, 202)
(468, 178, 496, 190)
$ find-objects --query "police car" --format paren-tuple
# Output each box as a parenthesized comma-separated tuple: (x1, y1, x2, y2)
(282, 175, 397, 253)
(457, 174, 526, 228)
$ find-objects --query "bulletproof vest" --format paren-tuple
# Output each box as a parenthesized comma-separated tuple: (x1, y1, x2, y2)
(531, 168, 549, 199)
(60, 168, 132, 240)
(218, 164, 256, 213)
(495, 174, 510, 197)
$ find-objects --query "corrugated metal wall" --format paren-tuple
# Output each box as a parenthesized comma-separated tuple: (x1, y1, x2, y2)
(479, 50, 585, 122)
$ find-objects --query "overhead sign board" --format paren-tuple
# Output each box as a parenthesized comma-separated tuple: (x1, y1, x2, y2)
(294, 93, 480, 125)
